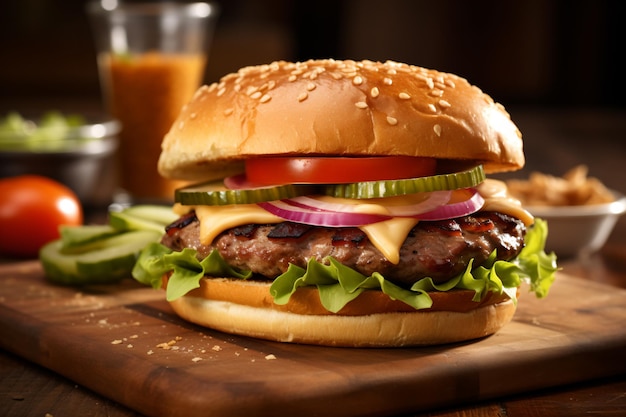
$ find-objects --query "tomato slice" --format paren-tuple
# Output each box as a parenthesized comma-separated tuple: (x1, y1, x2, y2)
(245, 156, 437, 185)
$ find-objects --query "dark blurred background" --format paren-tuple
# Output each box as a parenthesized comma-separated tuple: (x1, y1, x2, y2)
(1, 0, 624, 109)
(1, 0, 625, 188)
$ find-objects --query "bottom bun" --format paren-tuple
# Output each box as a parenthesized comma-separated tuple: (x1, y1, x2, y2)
(166, 277, 517, 347)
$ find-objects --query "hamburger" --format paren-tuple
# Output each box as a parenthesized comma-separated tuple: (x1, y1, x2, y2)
(133, 59, 557, 347)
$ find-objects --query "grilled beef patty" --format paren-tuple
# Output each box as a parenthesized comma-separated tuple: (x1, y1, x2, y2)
(162, 211, 526, 286)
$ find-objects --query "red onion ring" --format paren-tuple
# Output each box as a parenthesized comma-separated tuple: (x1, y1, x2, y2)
(282, 191, 452, 216)
(257, 200, 390, 227)
(415, 189, 484, 220)
(256, 184, 484, 227)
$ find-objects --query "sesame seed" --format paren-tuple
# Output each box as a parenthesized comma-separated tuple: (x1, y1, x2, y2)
(189, 112, 197, 119)
(250, 91, 262, 99)
(207, 83, 217, 93)
(428, 103, 437, 112)
(298, 92, 308, 102)
(224, 108, 234, 116)
(383, 77, 393, 85)
(217, 88, 226, 97)
(288, 75, 297, 82)
(434, 124, 442, 136)
(331, 72, 343, 80)
(353, 75, 363, 85)
(260, 94, 271, 103)
(370, 87, 380, 98)
(429, 89, 444, 97)
(439, 99, 451, 108)
(355, 101, 368, 109)
(316, 67, 327, 74)
(445, 79, 456, 88)
(386, 116, 398, 125)
(425, 78, 435, 89)
(399, 92, 411, 100)
(306, 82, 316, 91)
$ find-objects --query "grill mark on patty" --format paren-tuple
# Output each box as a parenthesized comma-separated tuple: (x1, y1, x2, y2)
(266, 222, 312, 239)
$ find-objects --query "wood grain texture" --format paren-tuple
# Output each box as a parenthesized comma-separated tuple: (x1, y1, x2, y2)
(1, 260, 625, 417)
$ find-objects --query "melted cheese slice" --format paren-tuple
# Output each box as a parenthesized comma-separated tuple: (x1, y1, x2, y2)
(175, 203, 284, 245)
(360, 218, 419, 264)
(477, 179, 534, 226)
(180, 179, 533, 266)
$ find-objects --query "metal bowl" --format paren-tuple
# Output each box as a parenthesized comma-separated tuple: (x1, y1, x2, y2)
(526, 191, 626, 258)
(0, 118, 120, 206)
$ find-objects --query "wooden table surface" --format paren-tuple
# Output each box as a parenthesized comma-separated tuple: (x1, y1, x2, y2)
(2, 242, 626, 417)
(1, 105, 625, 416)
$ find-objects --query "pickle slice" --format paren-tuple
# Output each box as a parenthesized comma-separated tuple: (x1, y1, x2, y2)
(60, 224, 123, 249)
(175, 181, 317, 206)
(323, 165, 486, 199)
(109, 205, 178, 233)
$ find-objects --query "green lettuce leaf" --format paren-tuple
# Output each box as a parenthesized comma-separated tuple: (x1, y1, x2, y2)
(132, 243, 251, 301)
(132, 218, 557, 311)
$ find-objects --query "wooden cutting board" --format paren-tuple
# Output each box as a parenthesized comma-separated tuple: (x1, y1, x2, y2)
(1, 260, 625, 417)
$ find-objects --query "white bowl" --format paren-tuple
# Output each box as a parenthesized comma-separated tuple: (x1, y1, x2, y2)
(526, 191, 626, 258)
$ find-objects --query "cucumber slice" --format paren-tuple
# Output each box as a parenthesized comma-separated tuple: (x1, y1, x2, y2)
(40, 230, 162, 285)
(175, 180, 317, 206)
(109, 205, 177, 233)
(323, 165, 486, 199)
(60, 224, 123, 249)
(115, 205, 178, 225)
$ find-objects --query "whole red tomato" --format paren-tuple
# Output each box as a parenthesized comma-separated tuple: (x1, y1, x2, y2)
(0, 175, 83, 258)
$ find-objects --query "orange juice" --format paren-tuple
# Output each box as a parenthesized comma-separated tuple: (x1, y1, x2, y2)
(100, 52, 206, 201)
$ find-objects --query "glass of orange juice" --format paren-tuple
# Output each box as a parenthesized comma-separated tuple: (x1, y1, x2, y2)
(87, 1, 218, 202)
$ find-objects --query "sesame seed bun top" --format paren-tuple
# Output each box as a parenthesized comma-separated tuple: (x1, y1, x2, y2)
(158, 59, 525, 182)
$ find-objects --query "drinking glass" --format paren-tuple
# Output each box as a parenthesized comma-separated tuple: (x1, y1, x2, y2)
(87, 1, 219, 201)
